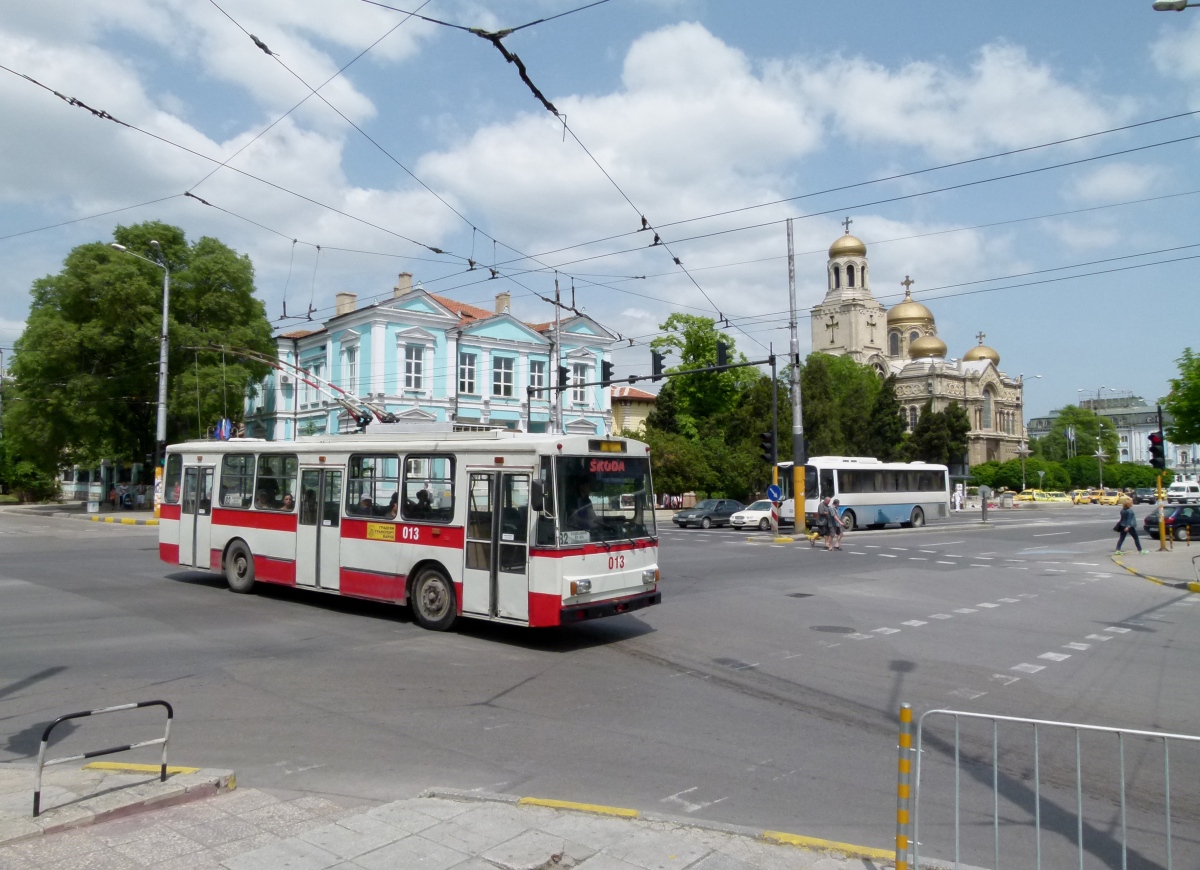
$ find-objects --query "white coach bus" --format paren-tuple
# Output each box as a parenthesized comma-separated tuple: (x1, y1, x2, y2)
(158, 431, 660, 631)
(776, 456, 950, 531)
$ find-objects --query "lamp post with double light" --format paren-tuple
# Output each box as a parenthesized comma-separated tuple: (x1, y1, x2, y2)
(1153, 1, 1199, 10)
(111, 240, 169, 517)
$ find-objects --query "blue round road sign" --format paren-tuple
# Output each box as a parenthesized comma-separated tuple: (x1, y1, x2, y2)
(766, 484, 782, 502)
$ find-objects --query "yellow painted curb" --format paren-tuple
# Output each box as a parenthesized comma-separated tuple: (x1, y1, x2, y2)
(146, 519, 159, 526)
(1112, 557, 1199, 594)
(760, 830, 893, 861)
(517, 797, 638, 818)
(120, 517, 136, 525)
(84, 761, 201, 775)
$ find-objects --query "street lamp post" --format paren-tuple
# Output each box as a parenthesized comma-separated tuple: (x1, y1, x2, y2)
(1153, 1, 1198, 10)
(1095, 449, 1108, 490)
(111, 241, 169, 517)
(1017, 442, 1032, 491)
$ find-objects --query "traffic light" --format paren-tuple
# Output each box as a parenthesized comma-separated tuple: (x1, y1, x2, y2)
(557, 366, 569, 390)
(716, 340, 729, 367)
(651, 350, 666, 381)
(1149, 431, 1166, 469)
(601, 360, 614, 386)
(759, 431, 775, 465)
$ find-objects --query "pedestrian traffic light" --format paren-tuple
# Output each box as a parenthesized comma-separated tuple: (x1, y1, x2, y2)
(601, 360, 614, 386)
(651, 350, 666, 381)
(759, 431, 775, 465)
(557, 366, 569, 390)
(1149, 431, 1166, 469)
(716, 340, 729, 367)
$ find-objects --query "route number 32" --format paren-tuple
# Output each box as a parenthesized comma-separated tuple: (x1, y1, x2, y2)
(607, 554, 625, 570)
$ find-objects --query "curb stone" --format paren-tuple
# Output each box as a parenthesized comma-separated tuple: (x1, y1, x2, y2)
(1111, 555, 1200, 593)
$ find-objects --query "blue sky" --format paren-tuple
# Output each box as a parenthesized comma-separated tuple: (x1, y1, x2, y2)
(2, 1, 1200, 420)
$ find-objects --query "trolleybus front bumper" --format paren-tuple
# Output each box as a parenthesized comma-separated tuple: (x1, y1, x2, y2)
(560, 590, 661, 623)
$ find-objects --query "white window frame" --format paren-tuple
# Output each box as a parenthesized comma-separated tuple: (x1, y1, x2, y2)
(492, 356, 515, 398)
(344, 347, 357, 391)
(529, 359, 546, 392)
(571, 362, 588, 404)
(404, 345, 424, 390)
(459, 351, 477, 395)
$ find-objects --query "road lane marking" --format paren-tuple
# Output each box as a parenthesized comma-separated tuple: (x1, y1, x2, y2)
(890, 547, 909, 551)
(661, 787, 728, 814)
(1033, 532, 1070, 536)
(873, 627, 900, 634)
(976, 603, 999, 608)
(1039, 652, 1071, 661)
(909, 557, 928, 561)
(953, 608, 978, 613)
(919, 549, 937, 554)
(846, 633, 874, 640)
(879, 554, 898, 558)
(1012, 663, 1045, 673)
(1071, 562, 1098, 566)
(992, 674, 1020, 686)
(901, 620, 927, 627)
(936, 561, 956, 565)
(927, 541, 966, 545)
(975, 556, 995, 560)
(1105, 626, 1132, 633)
(865, 545, 880, 548)
(930, 613, 952, 619)
(948, 688, 987, 700)
(1017, 593, 1038, 598)
(1086, 634, 1112, 641)
(1064, 643, 1091, 650)
(997, 598, 1020, 603)
(1004, 559, 1026, 563)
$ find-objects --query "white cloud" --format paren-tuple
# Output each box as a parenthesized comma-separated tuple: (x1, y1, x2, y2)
(1153, 14, 1200, 107)
(1065, 163, 1163, 203)
(790, 43, 1126, 160)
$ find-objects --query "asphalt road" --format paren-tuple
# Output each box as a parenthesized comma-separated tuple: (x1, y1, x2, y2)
(0, 505, 1196, 869)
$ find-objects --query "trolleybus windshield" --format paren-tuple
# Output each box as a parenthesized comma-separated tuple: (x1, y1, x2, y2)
(555, 456, 655, 544)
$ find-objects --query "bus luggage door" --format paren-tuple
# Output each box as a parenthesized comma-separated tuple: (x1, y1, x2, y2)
(178, 466, 214, 568)
(297, 468, 342, 589)
(463, 471, 530, 621)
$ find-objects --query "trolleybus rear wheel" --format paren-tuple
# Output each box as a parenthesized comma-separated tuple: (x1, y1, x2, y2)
(840, 510, 856, 532)
(225, 541, 256, 594)
(411, 567, 457, 631)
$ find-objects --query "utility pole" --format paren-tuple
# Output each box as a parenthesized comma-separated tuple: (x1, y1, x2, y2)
(553, 275, 563, 434)
(0, 348, 5, 441)
(787, 219, 805, 532)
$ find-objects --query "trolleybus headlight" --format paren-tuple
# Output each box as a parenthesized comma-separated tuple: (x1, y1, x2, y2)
(642, 568, 659, 585)
(571, 579, 592, 596)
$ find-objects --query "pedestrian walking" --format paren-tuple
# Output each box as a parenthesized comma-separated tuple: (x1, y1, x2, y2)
(829, 498, 845, 550)
(1114, 496, 1143, 555)
(816, 495, 832, 550)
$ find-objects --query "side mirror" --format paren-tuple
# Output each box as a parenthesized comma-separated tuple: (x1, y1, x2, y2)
(531, 480, 545, 514)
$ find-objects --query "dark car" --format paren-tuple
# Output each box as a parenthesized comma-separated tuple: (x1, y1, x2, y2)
(1132, 487, 1157, 506)
(673, 499, 744, 529)
(1143, 505, 1200, 541)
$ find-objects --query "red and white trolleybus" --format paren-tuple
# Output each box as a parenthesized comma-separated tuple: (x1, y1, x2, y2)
(158, 431, 661, 630)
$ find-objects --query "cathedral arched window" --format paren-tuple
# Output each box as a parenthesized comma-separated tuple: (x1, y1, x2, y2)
(832, 265, 840, 289)
(982, 389, 994, 429)
(861, 265, 868, 287)
(847, 264, 856, 287)
(889, 332, 900, 357)
(909, 330, 920, 346)
(909, 406, 919, 430)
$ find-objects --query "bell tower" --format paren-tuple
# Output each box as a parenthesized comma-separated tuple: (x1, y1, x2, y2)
(809, 218, 886, 364)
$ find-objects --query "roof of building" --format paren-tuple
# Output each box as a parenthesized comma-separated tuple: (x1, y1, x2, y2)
(887, 288, 935, 325)
(424, 293, 496, 324)
(610, 385, 657, 401)
(829, 233, 867, 258)
(278, 328, 326, 339)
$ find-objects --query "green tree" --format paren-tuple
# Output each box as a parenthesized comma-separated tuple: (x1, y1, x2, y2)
(1163, 347, 1200, 445)
(863, 375, 907, 461)
(649, 314, 756, 438)
(799, 353, 882, 456)
(2, 222, 275, 472)
(943, 402, 971, 467)
(905, 401, 949, 463)
(1034, 405, 1118, 463)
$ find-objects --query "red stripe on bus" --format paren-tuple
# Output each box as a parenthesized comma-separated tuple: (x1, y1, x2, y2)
(340, 568, 406, 603)
(528, 540, 658, 559)
(254, 555, 296, 586)
(210, 549, 223, 572)
(340, 518, 465, 549)
(159, 542, 179, 564)
(212, 507, 298, 532)
(528, 591, 561, 627)
(159, 503, 182, 521)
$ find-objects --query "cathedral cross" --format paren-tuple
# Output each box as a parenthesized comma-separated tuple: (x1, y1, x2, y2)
(842, 216, 853, 234)
(901, 275, 915, 294)
(866, 313, 877, 343)
(975, 331, 986, 345)
(825, 314, 840, 345)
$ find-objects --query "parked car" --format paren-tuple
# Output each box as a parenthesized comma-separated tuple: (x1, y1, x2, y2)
(673, 499, 745, 529)
(1014, 489, 1044, 502)
(1132, 487, 1158, 505)
(1097, 490, 1122, 506)
(1044, 491, 1072, 503)
(1166, 480, 1200, 505)
(1143, 505, 1200, 541)
(730, 500, 776, 530)
(1072, 490, 1097, 505)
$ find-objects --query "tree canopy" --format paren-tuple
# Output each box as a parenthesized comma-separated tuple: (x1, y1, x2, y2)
(1164, 347, 1200, 445)
(2, 221, 275, 471)
(1031, 404, 1119, 462)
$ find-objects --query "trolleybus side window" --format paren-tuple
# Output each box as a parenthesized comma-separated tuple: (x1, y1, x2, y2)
(347, 454, 399, 517)
(219, 454, 256, 508)
(401, 455, 455, 523)
(819, 469, 834, 499)
(255, 454, 298, 511)
(164, 454, 183, 504)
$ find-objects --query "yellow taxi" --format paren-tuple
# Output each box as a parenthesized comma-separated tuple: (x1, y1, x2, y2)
(1015, 489, 1045, 502)
(1072, 490, 1097, 505)
(1097, 490, 1122, 505)
(1044, 491, 1072, 503)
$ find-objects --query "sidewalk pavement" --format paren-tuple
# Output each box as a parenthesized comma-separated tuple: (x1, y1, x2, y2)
(1112, 541, 1200, 591)
(0, 784, 939, 870)
(0, 503, 159, 526)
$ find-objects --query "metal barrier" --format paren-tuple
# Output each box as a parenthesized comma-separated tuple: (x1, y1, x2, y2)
(909, 708, 1200, 869)
(34, 700, 173, 816)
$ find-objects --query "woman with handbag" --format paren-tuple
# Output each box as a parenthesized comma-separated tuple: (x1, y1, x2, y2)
(1114, 497, 1143, 555)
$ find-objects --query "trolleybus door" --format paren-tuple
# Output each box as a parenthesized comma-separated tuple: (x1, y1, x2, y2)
(178, 466, 214, 568)
(463, 471, 531, 621)
(296, 468, 342, 589)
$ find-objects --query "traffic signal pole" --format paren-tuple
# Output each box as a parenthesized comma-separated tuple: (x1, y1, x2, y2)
(1155, 404, 1168, 550)
(787, 218, 805, 534)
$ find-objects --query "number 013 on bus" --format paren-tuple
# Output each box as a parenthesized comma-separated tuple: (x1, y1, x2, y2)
(158, 432, 661, 631)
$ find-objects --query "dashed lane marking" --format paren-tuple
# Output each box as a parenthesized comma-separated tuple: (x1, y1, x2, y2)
(930, 613, 953, 619)
(976, 603, 999, 608)
(879, 554, 898, 558)
(997, 598, 1020, 603)
(1086, 634, 1112, 641)
(954, 608, 978, 614)
(1106, 626, 1132, 633)
(975, 556, 994, 560)
(1033, 531, 1071, 536)
(936, 561, 956, 565)
(846, 633, 874, 640)
(890, 547, 909, 551)
(1012, 663, 1046, 674)
(918, 549, 937, 553)
(901, 620, 928, 627)
(1039, 652, 1071, 661)
(1064, 642, 1091, 650)
(948, 688, 987, 700)
(909, 557, 928, 561)
(1071, 562, 1099, 566)
(873, 627, 900, 635)
(992, 674, 1020, 686)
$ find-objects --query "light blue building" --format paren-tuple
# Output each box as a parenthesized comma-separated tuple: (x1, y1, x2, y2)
(245, 273, 617, 439)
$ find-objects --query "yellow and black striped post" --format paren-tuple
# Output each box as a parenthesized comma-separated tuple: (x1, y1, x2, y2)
(896, 703, 913, 870)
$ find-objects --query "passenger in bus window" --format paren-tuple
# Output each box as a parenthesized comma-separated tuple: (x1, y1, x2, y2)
(282, 493, 295, 512)
(387, 492, 399, 519)
(358, 495, 373, 515)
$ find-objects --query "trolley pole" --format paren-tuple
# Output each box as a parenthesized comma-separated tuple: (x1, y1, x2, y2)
(553, 275, 563, 435)
(787, 219, 805, 532)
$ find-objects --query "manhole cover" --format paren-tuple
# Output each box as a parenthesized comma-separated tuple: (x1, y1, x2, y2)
(788, 593, 813, 599)
(810, 625, 855, 633)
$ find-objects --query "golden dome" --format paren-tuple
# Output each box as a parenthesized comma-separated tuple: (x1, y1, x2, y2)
(829, 233, 866, 258)
(887, 286, 935, 325)
(909, 335, 947, 359)
(964, 337, 1000, 366)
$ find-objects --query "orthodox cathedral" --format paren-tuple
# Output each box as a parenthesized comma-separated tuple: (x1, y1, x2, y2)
(810, 221, 1024, 466)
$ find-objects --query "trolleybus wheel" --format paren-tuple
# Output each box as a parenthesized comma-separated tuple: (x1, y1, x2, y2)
(906, 507, 925, 528)
(225, 541, 256, 594)
(411, 567, 457, 631)
(841, 510, 856, 532)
